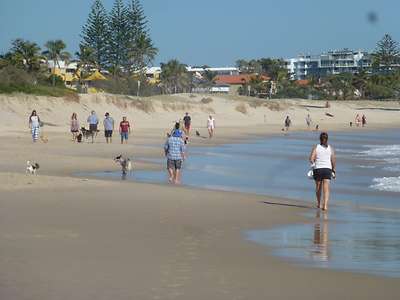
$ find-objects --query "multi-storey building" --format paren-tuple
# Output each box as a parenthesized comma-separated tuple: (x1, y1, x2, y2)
(286, 49, 372, 80)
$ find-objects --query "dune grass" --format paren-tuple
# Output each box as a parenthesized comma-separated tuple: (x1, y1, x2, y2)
(0, 83, 78, 99)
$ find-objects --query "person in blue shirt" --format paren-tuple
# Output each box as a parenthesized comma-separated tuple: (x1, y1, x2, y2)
(87, 110, 99, 143)
(164, 123, 186, 184)
(103, 112, 115, 144)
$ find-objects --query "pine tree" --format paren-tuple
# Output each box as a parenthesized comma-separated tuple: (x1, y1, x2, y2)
(108, 0, 130, 75)
(81, 0, 109, 69)
(128, 0, 148, 44)
(373, 34, 400, 72)
(127, 0, 157, 72)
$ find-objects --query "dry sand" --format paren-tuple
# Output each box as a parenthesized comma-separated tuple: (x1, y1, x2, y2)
(0, 93, 400, 299)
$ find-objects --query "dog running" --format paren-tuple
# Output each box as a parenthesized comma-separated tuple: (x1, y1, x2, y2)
(114, 155, 133, 175)
(26, 161, 40, 175)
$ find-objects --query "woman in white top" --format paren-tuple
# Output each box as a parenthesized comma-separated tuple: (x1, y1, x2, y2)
(207, 115, 215, 139)
(28, 110, 41, 142)
(309, 132, 336, 211)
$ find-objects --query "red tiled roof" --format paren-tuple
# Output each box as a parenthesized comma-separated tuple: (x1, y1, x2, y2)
(215, 74, 270, 85)
(295, 79, 310, 86)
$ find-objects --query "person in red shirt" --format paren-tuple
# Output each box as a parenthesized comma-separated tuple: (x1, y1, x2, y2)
(119, 116, 131, 144)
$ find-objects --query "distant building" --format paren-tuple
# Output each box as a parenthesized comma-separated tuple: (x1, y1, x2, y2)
(286, 49, 372, 80)
(144, 67, 162, 84)
(46, 60, 79, 87)
(214, 74, 270, 95)
(186, 66, 239, 76)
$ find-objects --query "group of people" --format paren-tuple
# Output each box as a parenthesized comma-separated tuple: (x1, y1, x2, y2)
(29, 109, 335, 211)
(70, 111, 131, 144)
(163, 113, 216, 184)
(353, 114, 367, 127)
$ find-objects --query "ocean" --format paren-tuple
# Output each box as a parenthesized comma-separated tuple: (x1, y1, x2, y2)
(85, 128, 400, 278)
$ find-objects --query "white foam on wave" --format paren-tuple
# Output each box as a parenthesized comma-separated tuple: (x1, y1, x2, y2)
(361, 145, 400, 158)
(370, 177, 400, 193)
(357, 165, 376, 169)
(384, 165, 400, 172)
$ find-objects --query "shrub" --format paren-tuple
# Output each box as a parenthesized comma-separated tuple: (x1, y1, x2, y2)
(235, 103, 248, 114)
(201, 97, 213, 104)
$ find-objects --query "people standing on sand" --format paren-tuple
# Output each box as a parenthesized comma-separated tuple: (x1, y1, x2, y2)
(87, 110, 99, 143)
(28, 110, 41, 142)
(207, 115, 215, 138)
(355, 114, 361, 127)
(119, 116, 131, 144)
(284, 116, 292, 131)
(306, 114, 312, 129)
(164, 122, 186, 184)
(103, 112, 114, 144)
(70, 113, 79, 142)
(362, 114, 367, 127)
(309, 132, 336, 211)
(183, 112, 191, 136)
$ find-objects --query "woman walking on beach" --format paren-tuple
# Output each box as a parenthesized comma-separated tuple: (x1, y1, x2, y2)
(70, 113, 79, 142)
(28, 110, 41, 142)
(207, 115, 215, 138)
(309, 132, 336, 211)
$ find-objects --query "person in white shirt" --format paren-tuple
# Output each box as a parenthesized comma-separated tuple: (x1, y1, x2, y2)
(207, 115, 215, 139)
(28, 110, 41, 142)
(309, 132, 336, 211)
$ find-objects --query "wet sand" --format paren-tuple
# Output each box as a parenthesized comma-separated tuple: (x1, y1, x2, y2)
(1, 127, 400, 299)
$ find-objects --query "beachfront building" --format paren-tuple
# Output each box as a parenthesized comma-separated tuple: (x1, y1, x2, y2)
(286, 49, 372, 80)
(144, 67, 162, 84)
(143, 66, 239, 85)
(214, 74, 270, 95)
(186, 66, 239, 76)
(46, 60, 80, 88)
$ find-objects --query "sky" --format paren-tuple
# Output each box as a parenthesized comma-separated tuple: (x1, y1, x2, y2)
(0, 0, 399, 66)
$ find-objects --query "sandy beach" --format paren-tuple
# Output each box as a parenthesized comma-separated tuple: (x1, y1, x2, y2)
(1, 93, 400, 299)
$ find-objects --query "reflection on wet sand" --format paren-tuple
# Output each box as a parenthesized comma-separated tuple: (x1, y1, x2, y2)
(311, 211, 329, 262)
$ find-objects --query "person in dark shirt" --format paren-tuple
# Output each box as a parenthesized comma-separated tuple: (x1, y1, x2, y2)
(183, 112, 191, 136)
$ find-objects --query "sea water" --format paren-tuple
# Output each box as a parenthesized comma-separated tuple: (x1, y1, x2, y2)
(86, 129, 400, 277)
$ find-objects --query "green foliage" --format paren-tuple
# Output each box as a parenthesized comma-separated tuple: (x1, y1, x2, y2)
(0, 65, 76, 98)
(75, 45, 97, 81)
(108, 0, 130, 75)
(91, 75, 160, 96)
(160, 60, 191, 94)
(128, 33, 158, 73)
(9, 39, 42, 73)
(81, 0, 109, 69)
(373, 34, 400, 72)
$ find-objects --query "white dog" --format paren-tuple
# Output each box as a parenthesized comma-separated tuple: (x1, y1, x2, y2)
(114, 155, 133, 175)
(26, 161, 40, 175)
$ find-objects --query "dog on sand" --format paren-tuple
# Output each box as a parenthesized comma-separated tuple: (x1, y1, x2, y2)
(26, 161, 40, 175)
(114, 155, 133, 175)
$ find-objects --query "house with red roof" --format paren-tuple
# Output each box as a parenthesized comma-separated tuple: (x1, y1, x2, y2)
(214, 74, 270, 94)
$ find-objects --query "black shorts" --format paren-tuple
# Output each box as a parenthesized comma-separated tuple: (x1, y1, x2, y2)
(167, 159, 182, 170)
(313, 168, 332, 181)
(89, 124, 98, 132)
(105, 130, 113, 137)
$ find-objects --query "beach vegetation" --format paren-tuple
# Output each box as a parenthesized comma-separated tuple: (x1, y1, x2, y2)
(160, 59, 192, 94)
(372, 34, 400, 73)
(80, 0, 109, 69)
(42, 40, 71, 86)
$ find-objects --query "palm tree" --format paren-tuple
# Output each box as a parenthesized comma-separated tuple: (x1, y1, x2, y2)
(75, 44, 96, 83)
(42, 40, 71, 86)
(160, 60, 190, 94)
(129, 33, 158, 73)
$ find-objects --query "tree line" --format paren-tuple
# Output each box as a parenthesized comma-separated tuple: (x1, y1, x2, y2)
(234, 34, 400, 100)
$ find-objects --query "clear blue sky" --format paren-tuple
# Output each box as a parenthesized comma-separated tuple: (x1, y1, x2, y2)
(0, 0, 398, 66)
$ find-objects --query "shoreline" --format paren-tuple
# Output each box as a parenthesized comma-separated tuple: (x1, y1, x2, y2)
(1, 97, 400, 298)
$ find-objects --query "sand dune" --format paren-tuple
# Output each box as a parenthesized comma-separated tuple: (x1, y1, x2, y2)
(1, 93, 400, 134)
